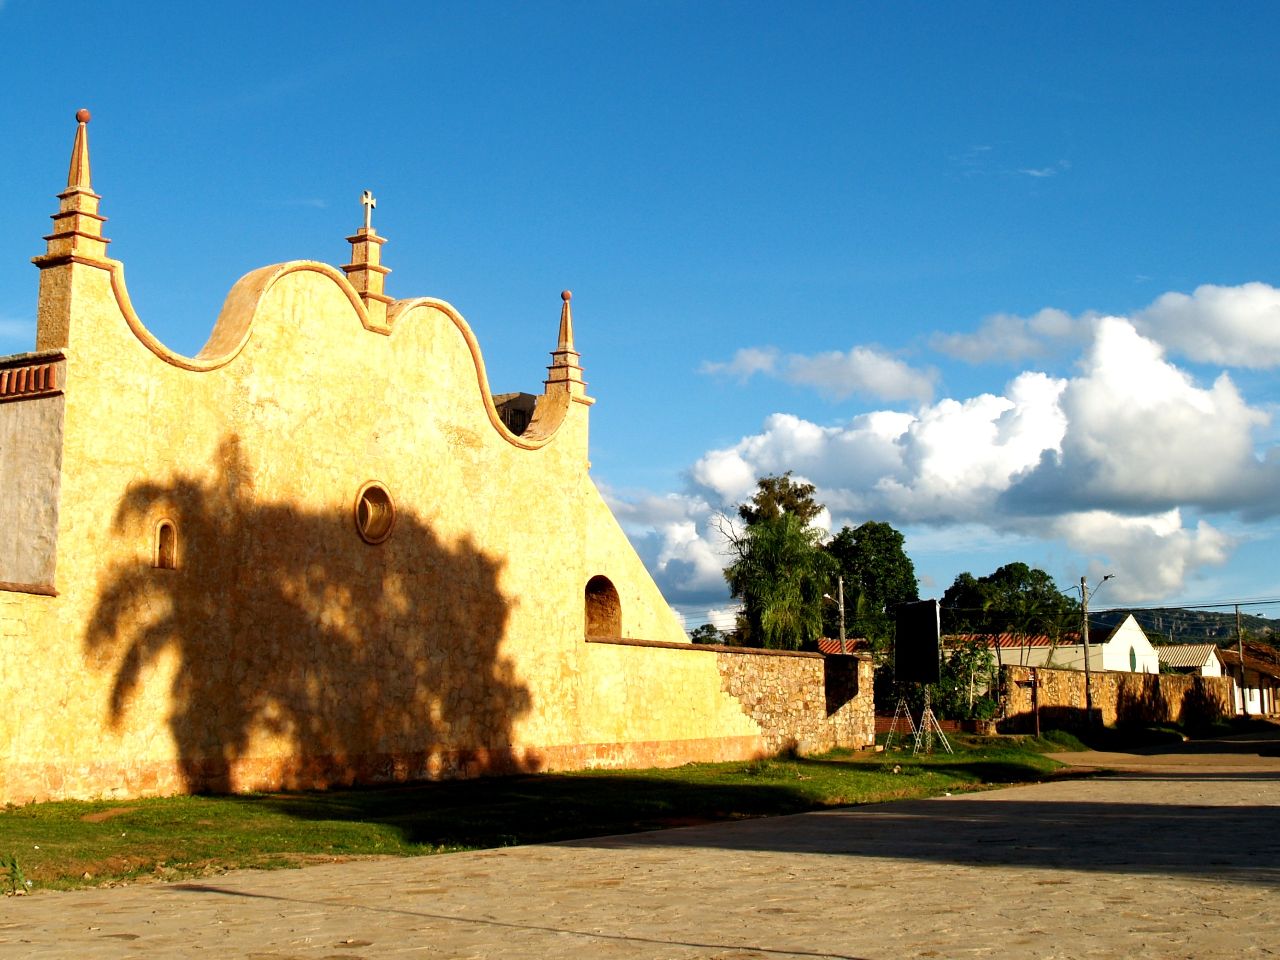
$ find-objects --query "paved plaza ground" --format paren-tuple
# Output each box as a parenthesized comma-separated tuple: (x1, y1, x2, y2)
(1, 734, 1277, 959)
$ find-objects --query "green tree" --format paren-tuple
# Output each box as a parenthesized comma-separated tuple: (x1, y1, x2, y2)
(688, 623, 726, 645)
(933, 636, 998, 720)
(736, 471, 823, 527)
(725, 512, 834, 650)
(822, 521, 919, 649)
(941, 562, 1078, 639)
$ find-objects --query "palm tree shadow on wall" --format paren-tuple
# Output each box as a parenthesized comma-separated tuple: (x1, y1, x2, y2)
(83, 436, 535, 794)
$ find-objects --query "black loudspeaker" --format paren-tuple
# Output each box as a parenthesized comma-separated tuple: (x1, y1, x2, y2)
(895, 599, 941, 683)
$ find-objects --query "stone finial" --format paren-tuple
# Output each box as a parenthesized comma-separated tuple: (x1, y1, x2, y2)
(342, 189, 392, 329)
(33, 112, 110, 266)
(545, 288, 588, 398)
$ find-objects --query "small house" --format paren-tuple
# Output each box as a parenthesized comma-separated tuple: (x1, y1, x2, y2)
(956, 614, 1160, 674)
(1155, 643, 1225, 677)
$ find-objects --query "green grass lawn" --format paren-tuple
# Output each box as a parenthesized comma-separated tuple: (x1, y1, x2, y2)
(0, 735, 1068, 893)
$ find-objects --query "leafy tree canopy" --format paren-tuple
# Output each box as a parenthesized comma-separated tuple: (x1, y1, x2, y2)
(821, 521, 919, 650)
(725, 511, 834, 650)
(824, 522, 919, 614)
(737, 471, 823, 527)
(941, 562, 1079, 637)
(688, 623, 726, 645)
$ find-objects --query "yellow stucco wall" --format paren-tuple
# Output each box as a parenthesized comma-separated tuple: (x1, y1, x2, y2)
(0, 117, 874, 802)
(0, 238, 773, 802)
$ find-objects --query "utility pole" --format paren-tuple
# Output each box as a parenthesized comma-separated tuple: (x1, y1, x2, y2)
(823, 578, 849, 654)
(838, 575, 847, 655)
(1237, 603, 1248, 717)
(1080, 576, 1094, 725)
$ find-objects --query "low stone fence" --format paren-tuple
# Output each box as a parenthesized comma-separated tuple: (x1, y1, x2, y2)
(588, 637, 876, 755)
(714, 646, 875, 754)
(1000, 664, 1232, 732)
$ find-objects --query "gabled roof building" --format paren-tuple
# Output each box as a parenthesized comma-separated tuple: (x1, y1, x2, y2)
(1155, 643, 1225, 677)
(953, 614, 1160, 674)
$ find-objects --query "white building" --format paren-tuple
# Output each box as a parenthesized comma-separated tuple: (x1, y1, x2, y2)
(957, 614, 1160, 674)
(1217, 646, 1280, 716)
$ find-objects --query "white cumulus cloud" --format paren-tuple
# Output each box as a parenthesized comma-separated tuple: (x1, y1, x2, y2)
(625, 310, 1280, 607)
(698, 346, 779, 381)
(601, 486, 733, 606)
(935, 281, 1280, 370)
(1136, 281, 1280, 368)
(1005, 317, 1277, 515)
(930, 307, 1085, 364)
(702, 344, 936, 403)
(888, 372, 1068, 520)
(622, 282, 1280, 609)
(1047, 510, 1232, 602)
(783, 346, 937, 402)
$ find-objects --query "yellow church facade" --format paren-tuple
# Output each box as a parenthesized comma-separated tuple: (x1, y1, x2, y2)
(0, 112, 872, 803)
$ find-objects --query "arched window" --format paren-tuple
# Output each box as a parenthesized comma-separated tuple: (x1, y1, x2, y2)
(584, 575, 621, 639)
(155, 520, 177, 570)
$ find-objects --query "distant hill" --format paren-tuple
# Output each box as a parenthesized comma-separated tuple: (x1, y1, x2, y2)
(1093, 607, 1279, 647)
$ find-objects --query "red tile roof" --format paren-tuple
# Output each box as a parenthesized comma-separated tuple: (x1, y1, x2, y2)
(1217, 646, 1280, 680)
(817, 638, 872, 655)
(947, 633, 1082, 649)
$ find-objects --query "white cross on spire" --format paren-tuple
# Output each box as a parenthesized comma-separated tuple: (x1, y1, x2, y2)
(361, 190, 377, 231)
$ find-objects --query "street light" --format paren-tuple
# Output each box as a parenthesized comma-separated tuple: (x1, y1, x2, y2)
(822, 575, 847, 654)
(1079, 574, 1114, 726)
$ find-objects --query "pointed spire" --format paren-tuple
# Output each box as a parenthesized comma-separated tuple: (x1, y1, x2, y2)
(32, 109, 111, 271)
(544, 288, 589, 399)
(32, 109, 113, 350)
(556, 289, 575, 353)
(66, 108, 93, 194)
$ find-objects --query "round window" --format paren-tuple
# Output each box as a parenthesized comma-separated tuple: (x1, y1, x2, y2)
(355, 482, 396, 544)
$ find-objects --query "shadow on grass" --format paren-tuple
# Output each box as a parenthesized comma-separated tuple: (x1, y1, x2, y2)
(802, 755, 1054, 786)
(225, 749, 1060, 851)
(227, 773, 837, 849)
(1059, 717, 1280, 755)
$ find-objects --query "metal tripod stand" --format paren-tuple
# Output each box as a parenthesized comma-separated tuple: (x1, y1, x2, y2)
(911, 686, 953, 755)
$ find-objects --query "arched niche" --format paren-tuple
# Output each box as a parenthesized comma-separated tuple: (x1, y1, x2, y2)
(154, 519, 177, 570)
(584, 575, 621, 639)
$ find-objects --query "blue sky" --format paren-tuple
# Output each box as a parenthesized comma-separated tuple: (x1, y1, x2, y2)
(4, 2, 1280, 626)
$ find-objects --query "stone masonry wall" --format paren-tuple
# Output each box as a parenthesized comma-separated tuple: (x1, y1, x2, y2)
(713, 647, 875, 754)
(582, 638, 876, 759)
(1001, 664, 1232, 732)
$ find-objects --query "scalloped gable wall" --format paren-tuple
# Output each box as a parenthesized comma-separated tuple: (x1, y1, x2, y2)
(0, 115, 873, 803)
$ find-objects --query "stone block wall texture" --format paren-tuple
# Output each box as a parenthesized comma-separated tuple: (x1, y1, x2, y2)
(0, 133, 872, 802)
(714, 647, 875, 754)
(584, 638, 875, 759)
(1000, 664, 1232, 732)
